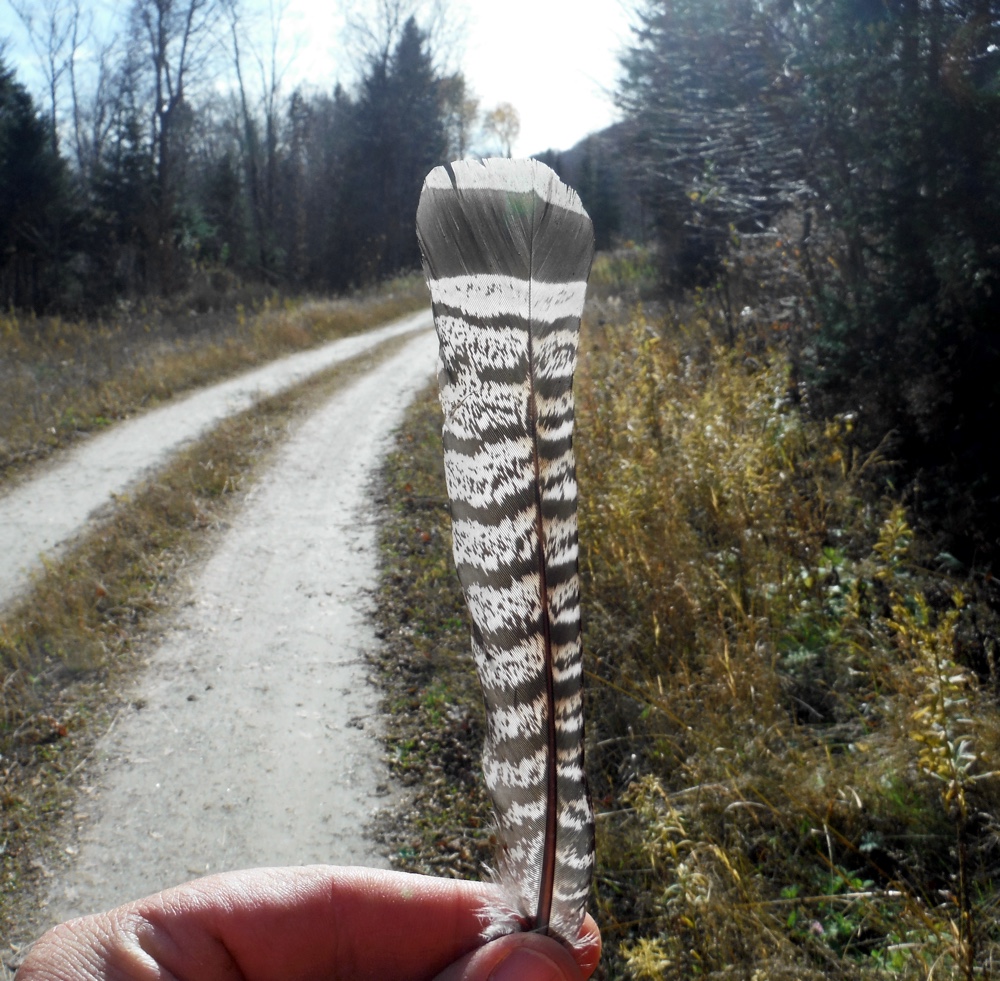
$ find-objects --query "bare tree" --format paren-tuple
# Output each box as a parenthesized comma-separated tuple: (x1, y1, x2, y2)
(68, 29, 123, 176)
(253, 0, 290, 244)
(6, 0, 87, 150)
(224, 0, 293, 276)
(128, 0, 224, 285)
(342, 0, 465, 76)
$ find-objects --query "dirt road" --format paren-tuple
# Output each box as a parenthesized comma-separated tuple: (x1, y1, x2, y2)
(0, 309, 431, 612)
(17, 328, 438, 940)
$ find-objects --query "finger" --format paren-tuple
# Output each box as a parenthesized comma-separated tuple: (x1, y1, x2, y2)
(430, 915, 601, 981)
(430, 919, 601, 981)
(20, 866, 490, 981)
(16, 866, 599, 981)
(431, 933, 579, 981)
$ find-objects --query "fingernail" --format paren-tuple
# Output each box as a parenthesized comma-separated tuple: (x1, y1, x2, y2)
(489, 947, 568, 981)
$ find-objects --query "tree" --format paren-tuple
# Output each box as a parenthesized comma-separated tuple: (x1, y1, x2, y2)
(618, 0, 804, 285)
(0, 56, 70, 309)
(617, 0, 1000, 564)
(295, 85, 355, 288)
(89, 65, 158, 296)
(439, 71, 477, 159)
(788, 0, 1000, 560)
(128, 0, 224, 288)
(575, 135, 622, 251)
(0, 0, 466, 307)
(224, 0, 292, 278)
(482, 102, 519, 158)
(337, 14, 448, 283)
(6, 0, 86, 152)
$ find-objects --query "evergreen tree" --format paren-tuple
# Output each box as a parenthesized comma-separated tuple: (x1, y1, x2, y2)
(338, 15, 447, 285)
(787, 0, 1000, 560)
(90, 92, 158, 296)
(618, 0, 802, 284)
(618, 0, 1000, 564)
(199, 150, 248, 268)
(0, 57, 70, 309)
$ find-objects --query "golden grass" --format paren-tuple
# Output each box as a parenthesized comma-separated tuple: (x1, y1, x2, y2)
(0, 330, 419, 946)
(372, 292, 1000, 980)
(0, 276, 428, 483)
(579, 307, 1000, 979)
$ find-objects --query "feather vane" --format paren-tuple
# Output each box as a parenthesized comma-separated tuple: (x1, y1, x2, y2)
(415, 158, 595, 948)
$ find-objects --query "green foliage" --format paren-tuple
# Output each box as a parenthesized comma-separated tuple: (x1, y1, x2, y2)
(589, 244, 658, 300)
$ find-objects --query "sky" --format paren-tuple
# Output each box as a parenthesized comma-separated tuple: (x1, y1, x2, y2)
(456, 1, 633, 155)
(254, 0, 635, 155)
(2, 0, 636, 158)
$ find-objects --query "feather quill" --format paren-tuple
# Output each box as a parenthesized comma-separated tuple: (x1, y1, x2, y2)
(415, 158, 595, 949)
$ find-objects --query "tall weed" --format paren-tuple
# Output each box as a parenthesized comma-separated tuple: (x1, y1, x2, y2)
(577, 309, 1000, 978)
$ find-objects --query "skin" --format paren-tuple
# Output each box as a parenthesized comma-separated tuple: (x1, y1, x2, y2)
(15, 866, 602, 981)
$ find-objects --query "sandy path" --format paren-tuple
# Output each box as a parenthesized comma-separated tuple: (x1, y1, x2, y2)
(0, 309, 431, 611)
(28, 329, 438, 931)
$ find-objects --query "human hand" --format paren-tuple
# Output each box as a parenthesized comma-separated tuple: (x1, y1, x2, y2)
(15, 865, 601, 981)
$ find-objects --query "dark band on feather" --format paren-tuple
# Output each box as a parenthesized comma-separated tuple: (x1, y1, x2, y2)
(416, 188, 594, 283)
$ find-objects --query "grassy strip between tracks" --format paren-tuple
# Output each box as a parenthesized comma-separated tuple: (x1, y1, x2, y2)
(0, 328, 421, 958)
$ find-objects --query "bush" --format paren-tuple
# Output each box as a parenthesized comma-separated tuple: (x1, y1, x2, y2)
(577, 306, 1000, 979)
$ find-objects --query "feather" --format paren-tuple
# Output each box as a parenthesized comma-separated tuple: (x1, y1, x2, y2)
(415, 158, 595, 949)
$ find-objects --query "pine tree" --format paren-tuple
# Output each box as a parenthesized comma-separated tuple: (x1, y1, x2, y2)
(0, 57, 69, 309)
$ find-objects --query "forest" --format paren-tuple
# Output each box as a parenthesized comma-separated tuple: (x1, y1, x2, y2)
(3, 0, 999, 568)
(0, 0, 486, 308)
(604, 0, 1000, 597)
(3, 0, 1000, 976)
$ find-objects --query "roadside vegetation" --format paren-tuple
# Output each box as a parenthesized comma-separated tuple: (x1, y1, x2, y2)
(0, 275, 426, 485)
(0, 314, 420, 950)
(374, 246, 1000, 980)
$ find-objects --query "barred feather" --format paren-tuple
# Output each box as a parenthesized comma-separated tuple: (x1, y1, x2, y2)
(415, 158, 595, 948)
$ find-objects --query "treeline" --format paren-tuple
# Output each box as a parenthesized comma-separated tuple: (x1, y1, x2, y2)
(594, 0, 1000, 572)
(0, 0, 478, 312)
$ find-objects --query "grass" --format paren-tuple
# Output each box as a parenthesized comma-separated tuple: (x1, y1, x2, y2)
(0, 328, 420, 954)
(0, 275, 428, 485)
(578, 308, 1000, 979)
(372, 278, 1000, 979)
(370, 386, 493, 881)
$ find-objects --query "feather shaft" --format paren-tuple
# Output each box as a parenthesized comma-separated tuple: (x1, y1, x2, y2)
(415, 158, 595, 949)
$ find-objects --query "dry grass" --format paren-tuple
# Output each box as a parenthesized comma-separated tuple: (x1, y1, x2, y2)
(0, 276, 428, 483)
(0, 331, 418, 952)
(370, 385, 495, 880)
(579, 306, 1000, 980)
(372, 283, 1000, 980)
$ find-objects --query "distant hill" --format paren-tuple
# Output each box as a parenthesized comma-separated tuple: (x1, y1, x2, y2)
(534, 122, 650, 249)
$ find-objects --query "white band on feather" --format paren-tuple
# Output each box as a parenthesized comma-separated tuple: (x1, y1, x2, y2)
(424, 158, 589, 216)
(429, 275, 588, 323)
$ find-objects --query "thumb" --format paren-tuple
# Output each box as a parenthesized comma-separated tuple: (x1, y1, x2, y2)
(431, 932, 584, 981)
